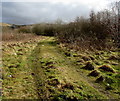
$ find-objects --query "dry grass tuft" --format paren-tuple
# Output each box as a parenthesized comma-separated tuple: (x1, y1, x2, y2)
(98, 65, 115, 73)
(2, 26, 37, 42)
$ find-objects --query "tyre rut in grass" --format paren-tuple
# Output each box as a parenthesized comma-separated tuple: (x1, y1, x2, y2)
(28, 43, 48, 99)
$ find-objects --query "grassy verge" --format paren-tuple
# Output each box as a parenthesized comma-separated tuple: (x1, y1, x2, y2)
(2, 36, 46, 99)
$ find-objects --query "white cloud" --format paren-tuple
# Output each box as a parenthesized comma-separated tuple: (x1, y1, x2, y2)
(2, 0, 119, 3)
(2, 0, 119, 24)
(2, 0, 119, 11)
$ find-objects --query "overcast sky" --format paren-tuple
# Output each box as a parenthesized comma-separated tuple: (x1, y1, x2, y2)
(1, 0, 119, 25)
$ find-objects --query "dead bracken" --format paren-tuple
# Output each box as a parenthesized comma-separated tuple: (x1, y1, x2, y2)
(88, 70, 100, 77)
(98, 65, 115, 73)
(89, 56, 95, 60)
(46, 61, 54, 66)
(62, 83, 74, 90)
(82, 62, 95, 70)
(47, 65, 56, 69)
(48, 78, 60, 86)
(108, 55, 120, 60)
(76, 59, 84, 63)
(82, 56, 91, 61)
(64, 52, 71, 56)
(95, 76, 104, 82)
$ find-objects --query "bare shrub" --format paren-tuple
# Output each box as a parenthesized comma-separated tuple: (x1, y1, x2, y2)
(2, 26, 36, 42)
(17, 26, 32, 33)
(55, 2, 119, 51)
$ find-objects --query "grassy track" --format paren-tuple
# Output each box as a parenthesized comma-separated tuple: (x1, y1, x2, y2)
(27, 37, 107, 100)
(2, 36, 120, 100)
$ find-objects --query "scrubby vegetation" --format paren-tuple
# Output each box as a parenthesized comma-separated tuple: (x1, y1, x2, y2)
(18, 26, 32, 33)
(2, 26, 36, 41)
(32, 24, 55, 36)
(30, 5, 119, 51)
(2, 2, 118, 51)
(1, 1, 119, 100)
(55, 9, 118, 51)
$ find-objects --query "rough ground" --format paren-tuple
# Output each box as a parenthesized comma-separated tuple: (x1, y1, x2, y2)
(2, 36, 120, 100)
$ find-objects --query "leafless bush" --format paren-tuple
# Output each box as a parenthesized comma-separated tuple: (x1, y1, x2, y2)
(56, 2, 119, 51)
(18, 26, 32, 33)
(2, 26, 36, 41)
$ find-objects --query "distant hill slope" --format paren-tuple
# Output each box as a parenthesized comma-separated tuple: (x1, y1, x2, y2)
(0, 22, 11, 26)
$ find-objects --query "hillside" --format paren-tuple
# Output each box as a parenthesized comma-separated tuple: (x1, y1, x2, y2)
(0, 23, 11, 27)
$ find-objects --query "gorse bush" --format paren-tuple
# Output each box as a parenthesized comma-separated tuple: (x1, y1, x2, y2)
(32, 24, 55, 36)
(18, 26, 32, 33)
(44, 25, 55, 36)
(32, 24, 45, 35)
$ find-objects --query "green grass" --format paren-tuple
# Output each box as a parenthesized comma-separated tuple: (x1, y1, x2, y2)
(27, 37, 107, 100)
(58, 43, 120, 99)
(2, 36, 120, 100)
(2, 37, 47, 99)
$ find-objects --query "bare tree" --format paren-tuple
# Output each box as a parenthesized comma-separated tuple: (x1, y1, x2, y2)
(110, 1, 120, 47)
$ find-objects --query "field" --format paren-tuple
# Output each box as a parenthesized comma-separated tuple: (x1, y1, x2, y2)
(1, 23, 120, 100)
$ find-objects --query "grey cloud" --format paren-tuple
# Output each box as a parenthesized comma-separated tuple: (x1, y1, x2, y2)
(2, 2, 92, 24)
